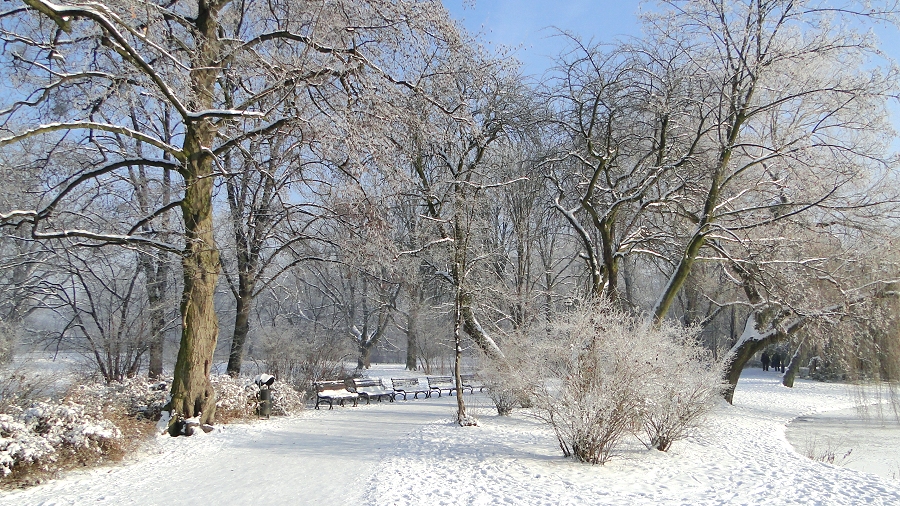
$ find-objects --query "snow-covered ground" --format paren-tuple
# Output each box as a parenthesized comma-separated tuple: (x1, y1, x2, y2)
(785, 404, 900, 481)
(1, 366, 899, 505)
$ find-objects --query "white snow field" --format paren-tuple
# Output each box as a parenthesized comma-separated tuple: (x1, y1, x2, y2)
(1, 366, 899, 506)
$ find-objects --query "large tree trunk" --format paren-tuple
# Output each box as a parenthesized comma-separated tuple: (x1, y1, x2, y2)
(357, 343, 373, 370)
(169, 162, 219, 433)
(723, 329, 769, 404)
(167, 2, 222, 434)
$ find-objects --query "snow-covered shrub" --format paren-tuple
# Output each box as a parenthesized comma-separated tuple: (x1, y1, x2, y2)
(0, 399, 121, 479)
(486, 386, 518, 416)
(524, 298, 724, 463)
(635, 327, 726, 452)
(210, 375, 305, 422)
(481, 340, 534, 416)
(0, 414, 55, 475)
(68, 378, 169, 421)
(267, 383, 306, 416)
(210, 375, 257, 421)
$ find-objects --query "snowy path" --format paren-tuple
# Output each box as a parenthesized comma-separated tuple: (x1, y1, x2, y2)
(2, 368, 900, 505)
(0, 397, 457, 506)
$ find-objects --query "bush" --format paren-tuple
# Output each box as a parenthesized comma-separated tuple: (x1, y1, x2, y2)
(69, 377, 169, 421)
(0, 373, 306, 484)
(0, 396, 122, 482)
(635, 335, 726, 452)
(210, 374, 305, 422)
(481, 342, 533, 416)
(519, 298, 724, 464)
(486, 386, 519, 416)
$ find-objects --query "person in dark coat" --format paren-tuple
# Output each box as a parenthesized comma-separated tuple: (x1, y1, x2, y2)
(772, 352, 782, 373)
(761, 351, 771, 371)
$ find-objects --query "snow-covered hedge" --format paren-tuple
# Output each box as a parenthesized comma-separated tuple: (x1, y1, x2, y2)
(507, 298, 725, 464)
(0, 373, 307, 480)
(69, 378, 170, 421)
(0, 399, 121, 478)
(211, 374, 305, 421)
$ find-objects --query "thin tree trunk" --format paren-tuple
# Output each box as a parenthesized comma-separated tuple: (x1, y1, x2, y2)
(782, 340, 805, 388)
(454, 289, 471, 426)
(226, 289, 252, 376)
(406, 303, 418, 370)
(143, 252, 170, 379)
(459, 292, 503, 361)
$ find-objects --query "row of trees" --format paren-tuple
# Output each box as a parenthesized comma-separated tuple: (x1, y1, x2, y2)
(2, 0, 900, 431)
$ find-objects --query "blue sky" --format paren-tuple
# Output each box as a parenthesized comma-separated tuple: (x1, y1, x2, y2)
(442, 1, 644, 77)
(442, 1, 900, 77)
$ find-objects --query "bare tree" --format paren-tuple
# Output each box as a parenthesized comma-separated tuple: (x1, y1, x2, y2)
(645, 0, 898, 323)
(50, 247, 154, 382)
(546, 37, 701, 302)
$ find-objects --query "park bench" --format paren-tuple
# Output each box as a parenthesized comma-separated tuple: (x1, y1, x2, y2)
(391, 377, 431, 400)
(350, 378, 395, 404)
(460, 374, 486, 393)
(426, 376, 457, 397)
(314, 380, 359, 410)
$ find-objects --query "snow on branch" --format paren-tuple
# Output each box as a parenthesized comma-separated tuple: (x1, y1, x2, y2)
(31, 229, 180, 254)
(186, 109, 265, 121)
(0, 123, 184, 161)
(394, 237, 453, 259)
(0, 210, 37, 223)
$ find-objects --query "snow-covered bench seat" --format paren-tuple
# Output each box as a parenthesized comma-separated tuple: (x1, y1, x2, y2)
(314, 380, 359, 410)
(426, 376, 457, 397)
(391, 377, 431, 400)
(351, 378, 395, 404)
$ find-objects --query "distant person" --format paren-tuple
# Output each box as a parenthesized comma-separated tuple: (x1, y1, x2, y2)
(772, 352, 782, 373)
(761, 351, 771, 371)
